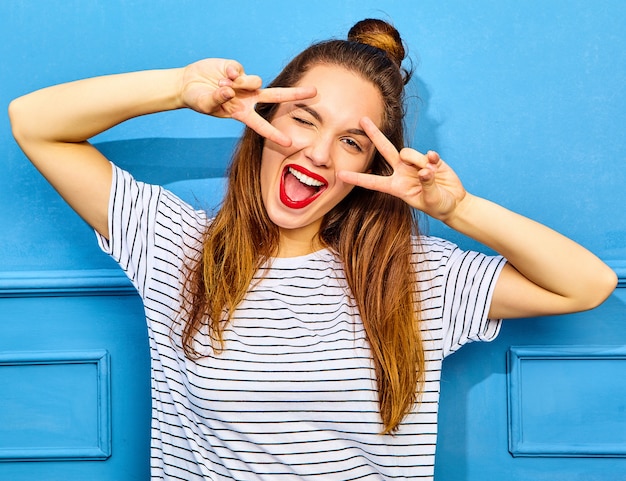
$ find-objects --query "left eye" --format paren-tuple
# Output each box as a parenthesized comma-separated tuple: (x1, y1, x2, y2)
(293, 116, 313, 126)
(342, 138, 363, 152)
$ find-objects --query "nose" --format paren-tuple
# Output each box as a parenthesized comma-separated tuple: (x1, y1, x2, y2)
(304, 134, 333, 168)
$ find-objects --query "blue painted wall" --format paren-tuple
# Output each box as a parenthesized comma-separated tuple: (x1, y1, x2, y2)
(1, 1, 625, 480)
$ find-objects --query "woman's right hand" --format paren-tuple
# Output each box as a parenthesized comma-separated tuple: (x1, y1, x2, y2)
(9, 59, 315, 239)
(180, 58, 316, 146)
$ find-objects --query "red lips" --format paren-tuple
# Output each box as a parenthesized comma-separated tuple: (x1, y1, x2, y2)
(279, 164, 328, 209)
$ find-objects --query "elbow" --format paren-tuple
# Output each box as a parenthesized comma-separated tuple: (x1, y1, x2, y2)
(8, 97, 29, 145)
(8, 96, 45, 157)
(581, 264, 618, 311)
(599, 265, 619, 303)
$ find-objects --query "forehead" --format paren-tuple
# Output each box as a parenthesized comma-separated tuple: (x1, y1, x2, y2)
(293, 64, 384, 127)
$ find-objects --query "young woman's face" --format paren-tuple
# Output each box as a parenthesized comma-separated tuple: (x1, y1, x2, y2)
(260, 64, 384, 254)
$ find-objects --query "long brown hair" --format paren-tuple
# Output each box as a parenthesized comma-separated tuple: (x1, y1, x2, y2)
(183, 19, 424, 433)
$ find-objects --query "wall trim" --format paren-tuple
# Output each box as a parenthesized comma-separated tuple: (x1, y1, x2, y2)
(0, 260, 623, 297)
(0, 269, 135, 297)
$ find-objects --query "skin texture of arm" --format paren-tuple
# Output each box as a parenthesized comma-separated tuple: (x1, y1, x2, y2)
(338, 117, 617, 319)
(8, 59, 316, 239)
(446, 194, 617, 319)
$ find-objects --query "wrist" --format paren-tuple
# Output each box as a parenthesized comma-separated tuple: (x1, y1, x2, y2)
(171, 67, 187, 110)
(143, 67, 186, 111)
(127, 67, 187, 113)
(442, 192, 475, 230)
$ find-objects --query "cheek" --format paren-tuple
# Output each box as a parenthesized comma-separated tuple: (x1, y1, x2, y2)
(332, 178, 357, 201)
(259, 146, 288, 199)
(273, 115, 317, 151)
(342, 153, 375, 176)
(259, 150, 273, 196)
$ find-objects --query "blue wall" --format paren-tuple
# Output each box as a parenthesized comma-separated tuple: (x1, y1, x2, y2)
(1, 1, 625, 480)
(2, 1, 625, 269)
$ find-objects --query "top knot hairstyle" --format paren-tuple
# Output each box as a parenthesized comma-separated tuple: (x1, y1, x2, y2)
(183, 19, 424, 434)
(347, 18, 412, 84)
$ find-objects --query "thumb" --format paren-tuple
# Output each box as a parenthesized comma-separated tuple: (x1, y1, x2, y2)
(418, 163, 437, 186)
(417, 162, 443, 205)
(417, 150, 442, 192)
(224, 61, 244, 80)
(191, 86, 235, 115)
(214, 86, 235, 103)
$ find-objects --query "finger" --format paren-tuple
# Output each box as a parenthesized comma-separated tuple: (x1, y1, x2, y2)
(336, 170, 394, 194)
(234, 110, 293, 147)
(419, 151, 442, 186)
(427, 150, 440, 160)
(425, 150, 442, 168)
(209, 86, 235, 107)
(398, 147, 429, 170)
(257, 86, 317, 104)
(224, 62, 244, 80)
(403, 149, 436, 186)
(359, 117, 400, 167)
(189, 87, 235, 114)
(418, 164, 437, 185)
(232, 74, 263, 91)
(415, 157, 442, 204)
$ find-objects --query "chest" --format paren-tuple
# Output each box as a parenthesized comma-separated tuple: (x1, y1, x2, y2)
(183, 268, 380, 414)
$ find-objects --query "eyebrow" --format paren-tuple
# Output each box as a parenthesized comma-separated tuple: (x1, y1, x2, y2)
(294, 103, 370, 138)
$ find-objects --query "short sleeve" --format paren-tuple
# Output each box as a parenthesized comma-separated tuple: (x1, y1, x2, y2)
(441, 246, 506, 357)
(95, 164, 161, 296)
(94, 164, 207, 299)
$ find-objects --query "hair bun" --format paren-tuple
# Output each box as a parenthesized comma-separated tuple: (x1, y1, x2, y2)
(348, 19, 406, 68)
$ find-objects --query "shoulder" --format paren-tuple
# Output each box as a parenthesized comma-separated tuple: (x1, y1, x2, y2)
(411, 234, 506, 286)
(111, 164, 208, 227)
(411, 235, 459, 271)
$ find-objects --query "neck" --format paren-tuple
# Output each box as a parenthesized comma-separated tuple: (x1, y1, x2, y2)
(276, 226, 324, 258)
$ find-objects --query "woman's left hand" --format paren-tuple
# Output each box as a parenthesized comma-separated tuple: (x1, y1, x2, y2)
(337, 117, 466, 222)
(338, 120, 617, 319)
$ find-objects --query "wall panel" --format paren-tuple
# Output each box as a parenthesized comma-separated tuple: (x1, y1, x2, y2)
(0, 350, 111, 461)
(508, 346, 626, 458)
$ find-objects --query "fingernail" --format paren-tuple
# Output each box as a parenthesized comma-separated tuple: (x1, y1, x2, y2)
(226, 65, 241, 78)
(220, 88, 234, 100)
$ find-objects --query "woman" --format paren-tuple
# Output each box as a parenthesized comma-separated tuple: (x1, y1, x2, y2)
(9, 18, 616, 481)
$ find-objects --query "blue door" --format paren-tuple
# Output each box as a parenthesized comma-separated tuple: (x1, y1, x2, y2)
(1, 2, 625, 480)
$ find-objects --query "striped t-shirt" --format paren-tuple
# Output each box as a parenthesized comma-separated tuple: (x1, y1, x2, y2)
(97, 165, 506, 480)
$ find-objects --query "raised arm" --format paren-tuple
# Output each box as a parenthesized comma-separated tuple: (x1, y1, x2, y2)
(8, 59, 316, 239)
(338, 117, 617, 319)
(442, 193, 617, 319)
(9, 68, 180, 238)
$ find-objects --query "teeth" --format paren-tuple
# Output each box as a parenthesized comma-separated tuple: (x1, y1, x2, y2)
(288, 167, 324, 187)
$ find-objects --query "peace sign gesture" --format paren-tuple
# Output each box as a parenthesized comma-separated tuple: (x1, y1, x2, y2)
(337, 117, 467, 222)
(180, 59, 316, 147)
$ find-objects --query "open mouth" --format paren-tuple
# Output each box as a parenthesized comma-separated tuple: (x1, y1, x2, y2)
(279, 164, 328, 209)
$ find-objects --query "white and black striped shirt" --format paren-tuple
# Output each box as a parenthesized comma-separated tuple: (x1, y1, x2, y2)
(97, 165, 506, 480)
